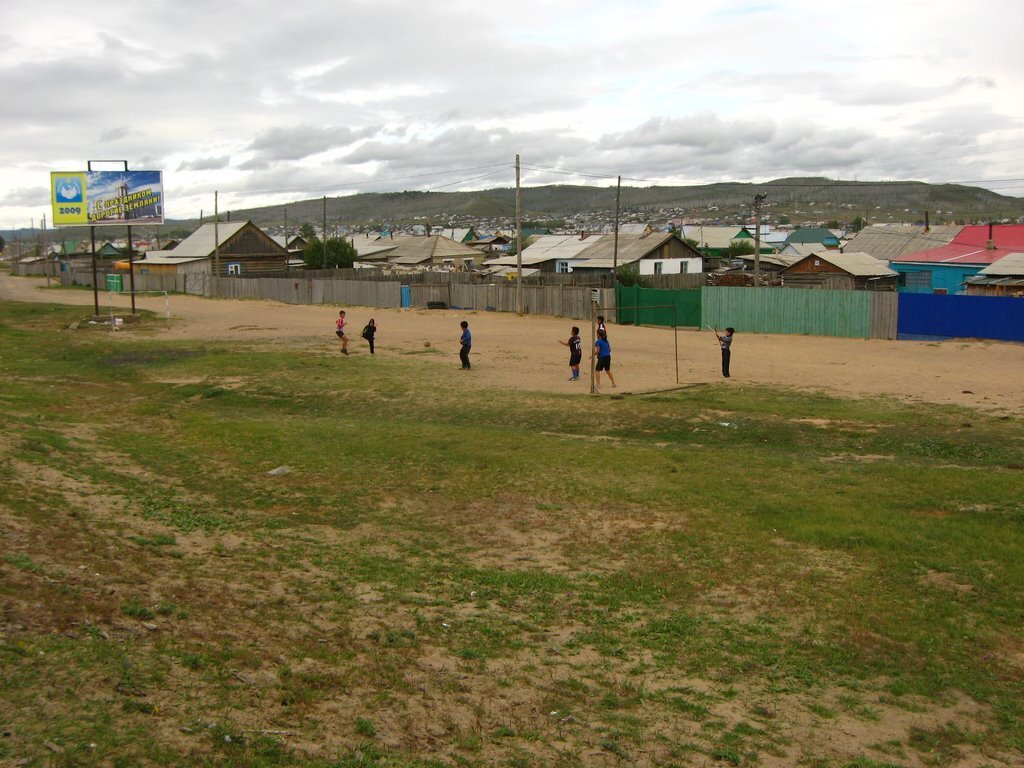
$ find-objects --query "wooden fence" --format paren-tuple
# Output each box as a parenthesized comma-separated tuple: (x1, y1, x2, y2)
(58, 269, 610, 320)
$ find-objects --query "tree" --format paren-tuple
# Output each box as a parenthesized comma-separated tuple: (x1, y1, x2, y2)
(851, 216, 867, 232)
(826, 219, 841, 230)
(0, 234, 5, 252)
(299, 222, 317, 240)
(726, 240, 755, 258)
(615, 264, 644, 287)
(303, 237, 357, 269)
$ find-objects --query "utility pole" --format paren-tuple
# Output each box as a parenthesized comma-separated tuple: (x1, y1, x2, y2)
(612, 175, 621, 281)
(752, 193, 767, 286)
(515, 153, 522, 314)
(283, 207, 289, 273)
(322, 196, 328, 269)
(213, 191, 220, 295)
(41, 214, 48, 286)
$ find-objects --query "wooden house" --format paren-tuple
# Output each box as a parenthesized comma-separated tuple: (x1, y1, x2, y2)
(383, 235, 486, 270)
(781, 251, 898, 291)
(571, 232, 703, 275)
(137, 221, 288, 276)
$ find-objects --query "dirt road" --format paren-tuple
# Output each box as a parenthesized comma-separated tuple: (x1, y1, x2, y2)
(2, 272, 1021, 414)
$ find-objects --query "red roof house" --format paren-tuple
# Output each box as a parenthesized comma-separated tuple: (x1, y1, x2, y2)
(889, 224, 1024, 293)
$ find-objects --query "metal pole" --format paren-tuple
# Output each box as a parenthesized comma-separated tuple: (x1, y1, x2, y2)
(589, 295, 598, 395)
(127, 224, 137, 313)
(674, 304, 679, 384)
(322, 196, 328, 268)
(90, 226, 99, 315)
(41, 214, 49, 287)
(515, 154, 522, 314)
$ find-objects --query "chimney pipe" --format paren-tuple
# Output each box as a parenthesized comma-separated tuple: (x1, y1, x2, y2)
(987, 222, 996, 250)
(924, 211, 930, 232)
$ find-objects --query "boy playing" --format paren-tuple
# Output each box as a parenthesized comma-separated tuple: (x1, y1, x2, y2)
(559, 326, 583, 381)
(459, 320, 472, 369)
(591, 328, 616, 391)
(715, 326, 734, 378)
(336, 310, 349, 355)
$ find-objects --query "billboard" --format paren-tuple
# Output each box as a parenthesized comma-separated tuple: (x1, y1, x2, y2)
(50, 170, 164, 227)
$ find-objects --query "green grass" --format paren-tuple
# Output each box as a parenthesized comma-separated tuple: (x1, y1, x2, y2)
(0, 300, 1022, 767)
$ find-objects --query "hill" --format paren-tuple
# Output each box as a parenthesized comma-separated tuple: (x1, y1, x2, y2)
(5, 178, 1024, 243)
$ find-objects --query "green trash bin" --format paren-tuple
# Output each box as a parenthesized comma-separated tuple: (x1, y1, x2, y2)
(105, 274, 123, 292)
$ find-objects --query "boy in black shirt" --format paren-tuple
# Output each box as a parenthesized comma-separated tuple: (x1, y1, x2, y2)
(559, 326, 583, 381)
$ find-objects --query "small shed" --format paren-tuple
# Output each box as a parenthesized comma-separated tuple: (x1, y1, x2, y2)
(964, 252, 1024, 296)
(782, 251, 898, 291)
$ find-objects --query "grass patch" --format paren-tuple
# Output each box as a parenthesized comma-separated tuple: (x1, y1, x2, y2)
(1, 299, 1021, 767)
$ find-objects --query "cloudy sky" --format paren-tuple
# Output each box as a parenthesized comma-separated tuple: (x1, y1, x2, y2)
(2, 0, 1022, 230)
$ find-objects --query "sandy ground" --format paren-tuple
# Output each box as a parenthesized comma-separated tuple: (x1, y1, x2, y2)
(2, 272, 1022, 415)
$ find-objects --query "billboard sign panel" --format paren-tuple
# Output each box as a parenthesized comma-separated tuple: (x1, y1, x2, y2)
(50, 170, 164, 227)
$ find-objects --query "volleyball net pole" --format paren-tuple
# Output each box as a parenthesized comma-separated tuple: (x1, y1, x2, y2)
(591, 299, 682, 393)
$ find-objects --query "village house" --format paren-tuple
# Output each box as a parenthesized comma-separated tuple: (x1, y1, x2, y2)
(484, 232, 702, 276)
(379, 235, 485, 270)
(888, 224, 1024, 295)
(781, 251, 898, 291)
(128, 221, 288, 276)
(785, 226, 841, 249)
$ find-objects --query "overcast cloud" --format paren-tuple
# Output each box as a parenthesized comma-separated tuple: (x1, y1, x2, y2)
(1, 0, 1022, 229)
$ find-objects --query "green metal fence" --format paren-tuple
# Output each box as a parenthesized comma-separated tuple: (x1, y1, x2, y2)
(615, 285, 701, 327)
(702, 286, 892, 339)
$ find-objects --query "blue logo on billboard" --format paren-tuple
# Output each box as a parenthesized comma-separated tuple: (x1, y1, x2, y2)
(55, 177, 83, 202)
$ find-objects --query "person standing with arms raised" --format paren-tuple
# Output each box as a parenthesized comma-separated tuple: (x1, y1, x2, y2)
(715, 326, 734, 378)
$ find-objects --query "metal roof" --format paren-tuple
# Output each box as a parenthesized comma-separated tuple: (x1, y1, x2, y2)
(785, 251, 897, 277)
(786, 227, 840, 245)
(890, 224, 1024, 265)
(570, 232, 684, 262)
(170, 222, 249, 258)
(844, 225, 960, 260)
(979, 252, 1024, 275)
(966, 275, 1024, 287)
(485, 234, 605, 266)
(680, 225, 744, 249)
(136, 253, 207, 264)
(381, 235, 481, 265)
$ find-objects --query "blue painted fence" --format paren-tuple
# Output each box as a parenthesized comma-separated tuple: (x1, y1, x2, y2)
(898, 294, 1024, 342)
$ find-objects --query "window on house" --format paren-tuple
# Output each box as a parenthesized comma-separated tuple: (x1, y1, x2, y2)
(556, 260, 570, 273)
(227, 263, 242, 275)
(904, 270, 932, 290)
(653, 261, 663, 274)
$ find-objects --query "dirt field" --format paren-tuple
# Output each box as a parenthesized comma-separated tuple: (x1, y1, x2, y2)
(3, 273, 1022, 415)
